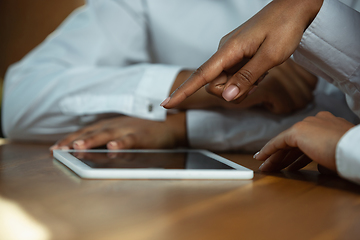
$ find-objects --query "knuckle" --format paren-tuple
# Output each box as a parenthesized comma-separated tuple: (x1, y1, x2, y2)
(303, 116, 316, 123)
(233, 69, 254, 86)
(193, 66, 208, 86)
(102, 128, 116, 137)
(123, 133, 137, 148)
(316, 111, 331, 117)
(292, 121, 306, 133)
(263, 48, 284, 66)
(205, 82, 222, 97)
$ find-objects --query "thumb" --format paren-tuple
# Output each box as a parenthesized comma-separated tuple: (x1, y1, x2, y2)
(221, 42, 283, 102)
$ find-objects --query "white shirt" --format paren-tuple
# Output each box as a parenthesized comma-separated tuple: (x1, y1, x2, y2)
(2, 0, 358, 152)
(293, 0, 360, 183)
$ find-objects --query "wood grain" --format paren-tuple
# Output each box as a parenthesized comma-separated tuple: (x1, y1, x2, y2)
(1, 142, 360, 240)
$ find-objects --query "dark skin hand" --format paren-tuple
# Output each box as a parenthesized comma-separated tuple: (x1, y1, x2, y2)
(174, 58, 317, 114)
(254, 111, 355, 172)
(161, 0, 323, 108)
(50, 58, 316, 151)
(50, 112, 187, 151)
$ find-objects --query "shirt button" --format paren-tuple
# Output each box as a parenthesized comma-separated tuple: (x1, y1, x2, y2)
(148, 104, 153, 112)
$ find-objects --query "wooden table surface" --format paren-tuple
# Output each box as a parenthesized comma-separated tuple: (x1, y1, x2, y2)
(1, 142, 360, 240)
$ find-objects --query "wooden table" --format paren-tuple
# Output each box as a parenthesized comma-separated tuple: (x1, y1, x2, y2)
(1, 142, 360, 240)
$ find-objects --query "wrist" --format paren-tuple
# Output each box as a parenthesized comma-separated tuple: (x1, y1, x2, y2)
(302, 0, 323, 28)
(167, 112, 189, 147)
(270, 0, 323, 30)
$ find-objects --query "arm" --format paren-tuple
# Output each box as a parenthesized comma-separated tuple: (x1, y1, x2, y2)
(292, 0, 360, 117)
(51, 57, 321, 151)
(2, 0, 182, 141)
(161, 0, 323, 108)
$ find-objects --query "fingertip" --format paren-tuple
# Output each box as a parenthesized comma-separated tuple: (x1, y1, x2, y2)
(160, 97, 171, 108)
(59, 146, 70, 151)
(259, 162, 271, 172)
(107, 141, 118, 150)
(49, 144, 59, 151)
(258, 162, 265, 171)
(73, 140, 86, 150)
(254, 150, 269, 161)
(222, 85, 240, 101)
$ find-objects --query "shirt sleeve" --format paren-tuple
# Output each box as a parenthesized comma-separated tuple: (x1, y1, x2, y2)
(293, 0, 360, 117)
(2, 0, 182, 141)
(187, 78, 359, 152)
(293, 0, 360, 184)
(336, 125, 360, 184)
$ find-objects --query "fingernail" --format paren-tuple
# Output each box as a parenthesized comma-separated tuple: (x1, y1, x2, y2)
(222, 85, 240, 101)
(107, 141, 118, 149)
(247, 86, 258, 96)
(73, 140, 85, 149)
(60, 146, 70, 151)
(259, 162, 265, 171)
(49, 144, 59, 151)
(253, 151, 260, 159)
(160, 97, 171, 107)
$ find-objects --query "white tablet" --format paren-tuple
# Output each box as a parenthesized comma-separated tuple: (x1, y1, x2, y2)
(53, 149, 253, 180)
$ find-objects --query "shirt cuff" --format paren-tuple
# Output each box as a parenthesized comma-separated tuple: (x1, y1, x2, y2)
(186, 108, 303, 152)
(59, 64, 182, 121)
(293, 0, 360, 85)
(336, 124, 360, 184)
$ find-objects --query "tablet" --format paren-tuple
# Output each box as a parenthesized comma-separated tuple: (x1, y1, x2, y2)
(53, 149, 253, 180)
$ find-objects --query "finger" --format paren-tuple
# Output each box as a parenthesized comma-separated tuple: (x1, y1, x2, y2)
(160, 51, 228, 109)
(49, 124, 101, 151)
(205, 72, 228, 98)
(221, 41, 283, 102)
(258, 149, 290, 172)
(107, 133, 137, 150)
(50, 130, 89, 151)
(255, 128, 297, 161)
(277, 148, 304, 170)
(206, 72, 265, 108)
(161, 42, 252, 109)
(287, 154, 312, 171)
(317, 164, 338, 175)
(73, 129, 116, 150)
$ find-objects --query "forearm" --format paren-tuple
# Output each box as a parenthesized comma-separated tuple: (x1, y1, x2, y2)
(2, 63, 181, 140)
(293, 0, 360, 117)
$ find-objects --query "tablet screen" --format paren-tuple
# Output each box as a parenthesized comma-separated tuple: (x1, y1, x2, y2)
(70, 151, 234, 170)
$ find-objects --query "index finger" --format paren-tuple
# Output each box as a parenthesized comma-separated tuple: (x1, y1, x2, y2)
(160, 51, 229, 109)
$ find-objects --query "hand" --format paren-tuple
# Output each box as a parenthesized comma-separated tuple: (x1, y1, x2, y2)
(170, 70, 225, 109)
(254, 111, 355, 172)
(174, 60, 318, 114)
(49, 112, 188, 151)
(161, 0, 323, 108)
(213, 59, 318, 114)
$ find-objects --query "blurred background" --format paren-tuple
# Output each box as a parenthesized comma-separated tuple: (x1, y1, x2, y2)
(0, 0, 85, 137)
